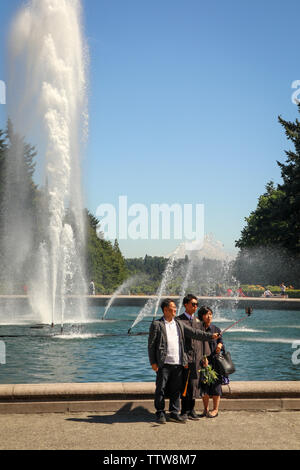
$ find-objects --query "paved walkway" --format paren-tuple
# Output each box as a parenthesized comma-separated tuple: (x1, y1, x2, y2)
(1, 409, 299, 450)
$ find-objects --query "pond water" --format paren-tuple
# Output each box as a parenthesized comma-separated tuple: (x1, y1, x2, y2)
(0, 306, 299, 383)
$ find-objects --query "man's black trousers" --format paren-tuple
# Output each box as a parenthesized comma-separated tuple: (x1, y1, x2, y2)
(154, 364, 184, 416)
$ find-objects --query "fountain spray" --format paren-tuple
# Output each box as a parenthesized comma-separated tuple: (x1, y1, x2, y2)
(6, 0, 88, 326)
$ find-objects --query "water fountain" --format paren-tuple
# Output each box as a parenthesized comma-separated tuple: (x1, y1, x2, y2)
(3, 0, 88, 328)
(128, 235, 238, 333)
(127, 245, 182, 333)
(0, 2, 298, 386)
(102, 275, 141, 320)
(177, 257, 194, 315)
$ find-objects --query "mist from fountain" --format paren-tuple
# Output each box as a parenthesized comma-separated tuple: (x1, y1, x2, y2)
(3, 0, 88, 326)
(176, 257, 194, 315)
(128, 245, 182, 332)
(128, 235, 239, 333)
(152, 246, 180, 320)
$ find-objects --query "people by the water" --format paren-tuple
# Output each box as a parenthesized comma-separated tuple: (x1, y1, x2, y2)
(263, 288, 273, 298)
(178, 294, 209, 420)
(226, 287, 246, 297)
(236, 287, 246, 297)
(197, 305, 224, 418)
(280, 283, 287, 298)
(148, 298, 219, 424)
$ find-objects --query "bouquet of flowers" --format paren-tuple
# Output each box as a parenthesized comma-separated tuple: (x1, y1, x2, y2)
(199, 356, 218, 385)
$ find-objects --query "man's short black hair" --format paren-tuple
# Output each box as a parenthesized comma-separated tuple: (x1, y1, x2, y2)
(161, 298, 176, 312)
(183, 294, 197, 306)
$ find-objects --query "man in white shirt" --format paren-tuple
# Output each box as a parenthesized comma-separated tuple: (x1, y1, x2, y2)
(148, 298, 219, 424)
(263, 289, 273, 298)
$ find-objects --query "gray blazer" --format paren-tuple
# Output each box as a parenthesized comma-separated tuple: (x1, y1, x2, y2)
(148, 316, 214, 369)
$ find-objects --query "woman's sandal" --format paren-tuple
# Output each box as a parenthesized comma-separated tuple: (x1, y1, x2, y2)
(207, 411, 219, 418)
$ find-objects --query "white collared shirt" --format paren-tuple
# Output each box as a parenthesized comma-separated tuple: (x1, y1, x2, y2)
(164, 318, 181, 365)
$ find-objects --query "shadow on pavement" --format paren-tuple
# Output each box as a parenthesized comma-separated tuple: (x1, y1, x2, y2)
(65, 403, 156, 424)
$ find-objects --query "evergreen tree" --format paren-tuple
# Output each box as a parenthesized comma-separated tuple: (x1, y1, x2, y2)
(236, 107, 300, 252)
(85, 210, 128, 293)
(112, 239, 127, 285)
(277, 110, 300, 252)
(235, 181, 286, 249)
(0, 121, 40, 290)
(234, 106, 300, 286)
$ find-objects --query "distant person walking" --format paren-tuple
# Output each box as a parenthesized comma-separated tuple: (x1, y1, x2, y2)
(280, 283, 287, 298)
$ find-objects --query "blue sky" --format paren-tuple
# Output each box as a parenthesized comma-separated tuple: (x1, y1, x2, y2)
(0, 0, 299, 258)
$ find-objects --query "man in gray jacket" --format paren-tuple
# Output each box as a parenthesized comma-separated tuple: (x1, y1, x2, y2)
(148, 298, 219, 424)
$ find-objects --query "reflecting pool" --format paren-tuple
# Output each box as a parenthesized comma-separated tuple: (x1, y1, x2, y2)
(0, 306, 299, 383)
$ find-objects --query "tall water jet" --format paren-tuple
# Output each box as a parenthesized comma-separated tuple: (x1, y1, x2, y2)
(176, 257, 194, 315)
(4, 0, 88, 325)
(128, 245, 181, 333)
(151, 247, 179, 320)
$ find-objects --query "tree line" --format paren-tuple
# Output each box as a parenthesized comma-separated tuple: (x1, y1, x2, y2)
(0, 102, 299, 294)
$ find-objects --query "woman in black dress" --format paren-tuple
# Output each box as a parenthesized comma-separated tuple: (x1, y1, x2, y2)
(198, 306, 224, 418)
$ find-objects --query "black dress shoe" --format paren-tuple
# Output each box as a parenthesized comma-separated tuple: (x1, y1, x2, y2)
(169, 413, 187, 423)
(156, 412, 166, 424)
(188, 410, 200, 420)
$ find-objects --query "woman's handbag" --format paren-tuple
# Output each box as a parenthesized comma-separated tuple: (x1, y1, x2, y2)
(214, 351, 236, 376)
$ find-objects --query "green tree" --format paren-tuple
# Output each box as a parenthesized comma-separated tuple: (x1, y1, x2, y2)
(112, 239, 127, 286)
(235, 181, 286, 249)
(276, 111, 300, 252)
(85, 210, 128, 293)
(236, 107, 300, 252)
(0, 121, 40, 290)
(234, 106, 300, 286)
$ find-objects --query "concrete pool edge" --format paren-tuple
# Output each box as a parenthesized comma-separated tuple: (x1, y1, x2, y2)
(0, 381, 299, 414)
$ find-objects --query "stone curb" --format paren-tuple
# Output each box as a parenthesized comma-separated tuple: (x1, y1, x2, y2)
(0, 381, 299, 414)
